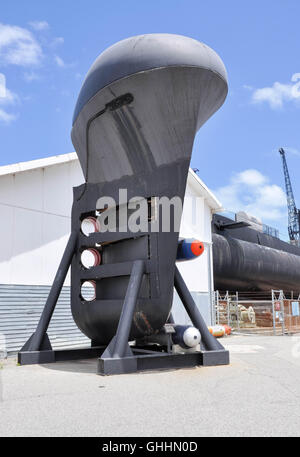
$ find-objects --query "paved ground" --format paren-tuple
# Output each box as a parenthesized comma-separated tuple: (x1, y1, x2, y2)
(1, 334, 300, 437)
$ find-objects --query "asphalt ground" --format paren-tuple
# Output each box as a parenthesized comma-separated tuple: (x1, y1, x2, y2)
(1, 333, 300, 437)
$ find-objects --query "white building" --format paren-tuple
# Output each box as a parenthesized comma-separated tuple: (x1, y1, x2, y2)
(0, 153, 222, 352)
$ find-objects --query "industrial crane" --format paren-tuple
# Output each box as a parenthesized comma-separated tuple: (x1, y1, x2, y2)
(279, 148, 300, 245)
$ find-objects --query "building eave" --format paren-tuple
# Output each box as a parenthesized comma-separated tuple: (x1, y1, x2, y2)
(0, 152, 78, 177)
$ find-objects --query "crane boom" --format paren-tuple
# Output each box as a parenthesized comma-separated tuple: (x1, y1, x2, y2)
(279, 147, 300, 244)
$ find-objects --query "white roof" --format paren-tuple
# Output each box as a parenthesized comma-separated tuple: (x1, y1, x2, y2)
(0, 152, 78, 176)
(0, 152, 222, 212)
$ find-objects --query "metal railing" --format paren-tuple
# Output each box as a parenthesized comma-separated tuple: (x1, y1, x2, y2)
(213, 290, 300, 335)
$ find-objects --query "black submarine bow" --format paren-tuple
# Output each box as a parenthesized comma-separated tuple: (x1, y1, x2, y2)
(19, 34, 229, 374)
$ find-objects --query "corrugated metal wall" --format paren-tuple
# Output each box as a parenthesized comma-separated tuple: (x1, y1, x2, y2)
(0, 284, 90, 353)
(0, 285, 212, 355)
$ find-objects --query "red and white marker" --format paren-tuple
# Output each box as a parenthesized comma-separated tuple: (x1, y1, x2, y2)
(81, 249, 101, 269)
(81, 217, 100, 236)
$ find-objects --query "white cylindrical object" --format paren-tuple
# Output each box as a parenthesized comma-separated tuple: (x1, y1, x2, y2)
(183, 327, 201, 348)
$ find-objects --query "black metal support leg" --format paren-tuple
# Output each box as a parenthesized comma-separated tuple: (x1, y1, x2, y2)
(174, 266, 229, 364)
(112, 260, 145, 357)
(20, 231, 78, 354)
(98, 260, 145, 374)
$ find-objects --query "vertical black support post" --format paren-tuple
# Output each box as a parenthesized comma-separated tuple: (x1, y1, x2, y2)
(21, 231, 78, 352)
(112, 260, 145, 358)
(174, 266, 224, 351)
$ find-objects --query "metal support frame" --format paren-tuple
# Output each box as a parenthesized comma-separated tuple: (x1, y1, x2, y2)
(235, 292, 240, 331)
(271, 289, 276, 335)
(98, 260, 145, 374)
(18, 255, 229, 373)
(279, 290, 286, 334)
(174, 267, 227, 356)
(18, 232, 77, 362)
(271, 289, 285, 335)
(98, 264, 229, 375)
(226, 291, 230, 326)
(215, 290, 231, 326)
(112, 260, 145, 358)
(215, 291, 220, 325)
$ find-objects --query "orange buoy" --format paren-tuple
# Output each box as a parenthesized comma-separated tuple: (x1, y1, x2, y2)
(191, 240, 205, 257)
(222, 324, 232, 335)
(208, 325, 225, 338)
(176, 238, 205, 261)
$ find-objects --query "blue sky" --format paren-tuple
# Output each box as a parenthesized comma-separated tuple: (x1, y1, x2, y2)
(0, 0, 300, 237)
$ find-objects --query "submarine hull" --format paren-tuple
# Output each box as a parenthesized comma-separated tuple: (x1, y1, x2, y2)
(213, 233, 300, 292)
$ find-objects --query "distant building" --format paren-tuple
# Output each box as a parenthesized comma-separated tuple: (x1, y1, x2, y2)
(0, 153, 222, 352)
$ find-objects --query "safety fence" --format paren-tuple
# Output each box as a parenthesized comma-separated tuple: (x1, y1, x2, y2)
(213, 290, 300, 335)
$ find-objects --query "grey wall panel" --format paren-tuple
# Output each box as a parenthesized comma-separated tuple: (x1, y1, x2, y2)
(0, 284, 91, 353)
(172, 290, 211, 326)
(0, 284, 212, 354)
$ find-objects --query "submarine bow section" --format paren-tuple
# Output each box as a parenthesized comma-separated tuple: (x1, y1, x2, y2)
(70, 34, 228, 344)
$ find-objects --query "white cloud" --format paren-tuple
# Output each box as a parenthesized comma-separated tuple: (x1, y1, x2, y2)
(54, 54, 75, 69)
(0, 23, 43, 66)
(0, 72, 19, 123)
(0, 73, 5, 98)
(0, 87, 18, 105)
(51, 37, 64, 47)
(243, 84, 253, 91)
(0, 109, 17, 123)
(0, 75, 18, 105)
(234, 169, 267, 187)
(213, 169, 287, 226)
(54, 55, 65, 67)
(23, 71, 39, 82)
(251, 73, 300, 109)
(28, 21, 49, 31)
(284, 147, 300, 157)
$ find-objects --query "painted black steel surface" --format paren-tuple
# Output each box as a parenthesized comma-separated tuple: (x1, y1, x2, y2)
(213, 229, 300, 292)
(213, 214, 300, 256)
(70, 34, 228, 344)
(72, 34, 227, 125)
